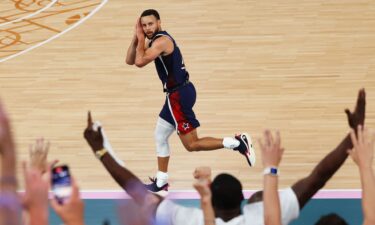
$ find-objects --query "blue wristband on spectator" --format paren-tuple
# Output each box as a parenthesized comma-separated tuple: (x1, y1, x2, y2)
(263, 167, 278, 176)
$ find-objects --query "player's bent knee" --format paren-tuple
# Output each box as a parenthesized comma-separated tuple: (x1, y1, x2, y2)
(155, 132, 171, 157)
(155, 118, 174, 157)
(156, 146, 170, 157)
(184, 142, 199, 152)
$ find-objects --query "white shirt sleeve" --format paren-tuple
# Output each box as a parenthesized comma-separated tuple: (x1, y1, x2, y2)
(242, 188, 300, 225)
(156, 199, 204, 225)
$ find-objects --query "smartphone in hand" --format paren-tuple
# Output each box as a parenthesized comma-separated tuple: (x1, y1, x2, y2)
(51, 165, 72, 204)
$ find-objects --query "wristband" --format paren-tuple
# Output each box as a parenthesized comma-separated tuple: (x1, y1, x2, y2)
(0, 193, 21, 210)
(263, 167, 278, 176)
(95, 148, 108, 159)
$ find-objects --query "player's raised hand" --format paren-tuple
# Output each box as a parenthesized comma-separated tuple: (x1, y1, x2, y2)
(83, 111, 104, 152)
(132, 18, 139, 43)
(345, 88, 366, 130)
(136, 17, 145, 40)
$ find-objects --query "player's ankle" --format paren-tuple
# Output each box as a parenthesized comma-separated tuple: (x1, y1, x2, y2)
(223, 137, 240, 149)
(156, 171, 169, 187)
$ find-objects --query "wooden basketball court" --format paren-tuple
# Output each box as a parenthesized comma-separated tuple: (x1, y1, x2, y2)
(1, 0, 375, 191)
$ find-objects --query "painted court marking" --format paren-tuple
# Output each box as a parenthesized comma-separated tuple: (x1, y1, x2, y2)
(0, 0, 58, 27)
(0, 0, 108, 63)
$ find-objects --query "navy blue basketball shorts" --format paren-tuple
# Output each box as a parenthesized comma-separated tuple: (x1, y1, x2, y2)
(159, 82, 200, 135)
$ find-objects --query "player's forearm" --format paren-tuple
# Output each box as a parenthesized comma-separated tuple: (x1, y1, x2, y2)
(359, 167, 375, 223)
(263, 176, 282, 225)
(125, 36, 137, 65)
(100, 153, 148, 204)
(135, 38, 146, 67)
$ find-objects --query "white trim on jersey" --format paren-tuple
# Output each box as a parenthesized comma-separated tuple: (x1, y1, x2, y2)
(158, 56, 169, 75)
(153, 33, 174, 42)
(158, 55, 169, 91)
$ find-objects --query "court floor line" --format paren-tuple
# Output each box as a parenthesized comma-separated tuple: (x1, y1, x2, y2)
(0, 0, 58, 27)
(0, 0, 108, 63)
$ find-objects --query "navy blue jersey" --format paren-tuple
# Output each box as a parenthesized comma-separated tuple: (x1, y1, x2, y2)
(149, 31, 189, 91)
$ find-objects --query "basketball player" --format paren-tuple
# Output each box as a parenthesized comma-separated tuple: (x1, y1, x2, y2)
(125, 9, 255, 193)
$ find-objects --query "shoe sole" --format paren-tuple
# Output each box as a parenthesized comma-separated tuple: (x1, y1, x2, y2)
(241, 133, 256, 167)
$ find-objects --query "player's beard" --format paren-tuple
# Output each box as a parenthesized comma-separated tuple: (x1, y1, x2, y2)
(146, 32, 154, 39)
(146, 27, 160, 39)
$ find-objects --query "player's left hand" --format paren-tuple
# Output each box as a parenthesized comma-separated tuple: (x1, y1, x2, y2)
(136, 18, 145, 40)
(83, 111, 104, 152)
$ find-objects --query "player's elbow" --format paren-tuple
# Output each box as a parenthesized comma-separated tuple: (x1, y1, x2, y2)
(134, 60, 146, 68)
(125, 59, 134, 65)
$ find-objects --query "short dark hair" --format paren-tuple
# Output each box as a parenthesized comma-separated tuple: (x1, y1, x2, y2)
(141, 9, 160, 20)
(315, 213, 348, 225)
(211, 173, 244, 210)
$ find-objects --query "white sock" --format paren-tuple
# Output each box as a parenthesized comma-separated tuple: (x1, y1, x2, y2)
(156, 171, 169, 187)
(223, 137, 240, 149)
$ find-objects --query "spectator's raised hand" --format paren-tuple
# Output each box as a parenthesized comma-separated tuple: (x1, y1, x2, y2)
(50, 177, 85, 225)
(0, 100, 20, 225)
(193, 167, 212, 181)
(348, 125, 375, 225)
(22, 161, 52, 225)
(29, 138, 49, 173)
(193, 167, 215, 225)
(194, 179, 211, 200)
(258, 130, 284, 168)
(0, 100, 17, 193)
(83, 111, 104, 152)
(345, 88, 366, 130)
(0, 101, 14, 157)
(348, 125, 374, 169)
